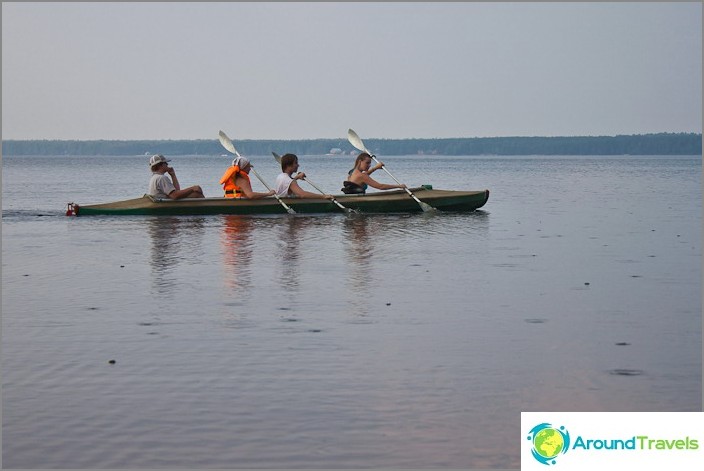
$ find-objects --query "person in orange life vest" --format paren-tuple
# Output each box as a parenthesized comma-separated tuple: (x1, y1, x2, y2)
(147, 154, 205, 199)
(220, 156, 275, 199)
(341, 152, 406, 194)
(274, 153, 333, 199)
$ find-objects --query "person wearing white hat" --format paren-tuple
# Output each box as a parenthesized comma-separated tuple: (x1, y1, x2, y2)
(147, 154, 205, 199)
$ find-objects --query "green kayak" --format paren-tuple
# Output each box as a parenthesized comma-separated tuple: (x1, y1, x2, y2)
(68, 187, 489, 216)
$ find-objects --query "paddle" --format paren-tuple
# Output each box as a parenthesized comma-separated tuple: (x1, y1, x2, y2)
(218, 131, 296, 214)
(347, 128, 435, 212)
(272, 152, 356, 213)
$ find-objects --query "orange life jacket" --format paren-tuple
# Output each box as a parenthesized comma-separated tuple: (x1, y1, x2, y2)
(220, 166, 250, 198)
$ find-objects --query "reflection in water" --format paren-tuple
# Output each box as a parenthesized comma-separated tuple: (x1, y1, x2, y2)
(341, 215, 383, 318)
(341, 211, 491, 317)
(276, 216, 308, 293)
(220, 215, 256, 294)
(148, 216, 206, 294)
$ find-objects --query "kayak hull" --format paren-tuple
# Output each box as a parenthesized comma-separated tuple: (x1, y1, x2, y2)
(71, 187, 489, 216)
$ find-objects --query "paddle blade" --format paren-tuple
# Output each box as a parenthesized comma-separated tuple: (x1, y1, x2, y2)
(218, 130, 240, 157)
(404, 187, 436, 212)
(272, 151, 282, 163)
(418, 200, 436, 212)
(347, 128, 369, 154)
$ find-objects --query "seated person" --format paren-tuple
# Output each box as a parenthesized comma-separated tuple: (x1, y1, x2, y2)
(220, 156, 274, 199)
(275, 153, 333, 199)
(341, 152, 406, 194)
(148, 154, 205, 199)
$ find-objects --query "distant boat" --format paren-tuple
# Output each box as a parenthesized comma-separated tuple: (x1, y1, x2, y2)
(327, 148, 343, 155)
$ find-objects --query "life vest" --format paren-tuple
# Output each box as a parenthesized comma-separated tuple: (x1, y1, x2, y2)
(220, 166, 250, 198)
(341, 180, 367, 194)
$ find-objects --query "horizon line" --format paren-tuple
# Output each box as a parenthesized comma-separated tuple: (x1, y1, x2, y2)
(2, 131, 701, 142)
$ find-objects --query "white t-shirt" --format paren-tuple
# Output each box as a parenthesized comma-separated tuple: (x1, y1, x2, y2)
(275, 172, 294, 197)
(148, 172, 175, 199)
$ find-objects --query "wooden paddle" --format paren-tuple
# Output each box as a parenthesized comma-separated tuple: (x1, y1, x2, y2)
(347, 128, 435, 212)
(218, 131, 296, 214)
(272, 152, 356, 213)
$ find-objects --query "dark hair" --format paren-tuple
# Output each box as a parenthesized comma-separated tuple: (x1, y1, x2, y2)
(280, 153, 298, 171)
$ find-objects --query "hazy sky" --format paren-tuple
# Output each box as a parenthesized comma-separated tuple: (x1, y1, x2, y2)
(2, 2, 701, 140)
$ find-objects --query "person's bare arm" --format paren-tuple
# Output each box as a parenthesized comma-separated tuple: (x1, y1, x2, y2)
(289, 180, 332, 199)
(361, 173, 406, 191)
(239, 177, 274, 199)
(166, 167, 181, 191)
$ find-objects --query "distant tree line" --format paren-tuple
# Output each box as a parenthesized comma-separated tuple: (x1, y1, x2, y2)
(2, 133, 701, 156)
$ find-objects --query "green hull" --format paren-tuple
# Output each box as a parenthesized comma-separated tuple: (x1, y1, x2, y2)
(71, 187, 489, 216)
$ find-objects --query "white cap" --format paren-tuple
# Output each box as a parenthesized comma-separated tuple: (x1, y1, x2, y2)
(233, 156, 250, 168)
(149, 154, 171, 168)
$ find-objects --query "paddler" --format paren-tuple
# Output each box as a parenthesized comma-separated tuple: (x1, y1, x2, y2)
(274, 153, 333, 199)
(220, 156, 275, 199)
(341, 152, 406, 194)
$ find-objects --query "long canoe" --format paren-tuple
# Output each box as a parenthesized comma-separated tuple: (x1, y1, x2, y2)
(68, 186, 489, 216)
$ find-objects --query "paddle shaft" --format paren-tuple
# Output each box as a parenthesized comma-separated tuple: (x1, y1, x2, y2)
(368, 154, 428, 207)
(252, 168, 296, 215)
(300, 176, 351, 212)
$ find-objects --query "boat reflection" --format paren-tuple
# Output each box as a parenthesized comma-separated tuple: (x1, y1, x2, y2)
(148, 216, 206, 294)
(341, 211, 491, 317)
(219, 215, 256, 294)
(276, 216, 308, 294)
(341, 214, 379, 316)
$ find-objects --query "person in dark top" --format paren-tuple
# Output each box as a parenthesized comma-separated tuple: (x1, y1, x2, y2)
(341, 152, 406, 194)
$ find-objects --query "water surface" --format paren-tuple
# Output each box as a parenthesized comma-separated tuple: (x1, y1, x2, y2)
(2, 154, 701, 468)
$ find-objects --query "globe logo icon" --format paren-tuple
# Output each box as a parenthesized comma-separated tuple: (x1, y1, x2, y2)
(527, 423, 570, 465)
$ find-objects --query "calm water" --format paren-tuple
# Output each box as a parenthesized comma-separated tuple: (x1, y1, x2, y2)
(2, 153, 701, 468)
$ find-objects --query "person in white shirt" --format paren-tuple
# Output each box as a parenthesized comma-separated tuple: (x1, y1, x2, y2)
(274, 153, 333, 200)
(147, 154, 205, 199)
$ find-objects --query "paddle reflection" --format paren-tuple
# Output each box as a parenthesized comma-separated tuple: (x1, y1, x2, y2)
(148, 216, 206, 294)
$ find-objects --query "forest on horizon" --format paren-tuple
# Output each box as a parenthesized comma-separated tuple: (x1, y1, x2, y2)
(2, 132, 701, 156)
